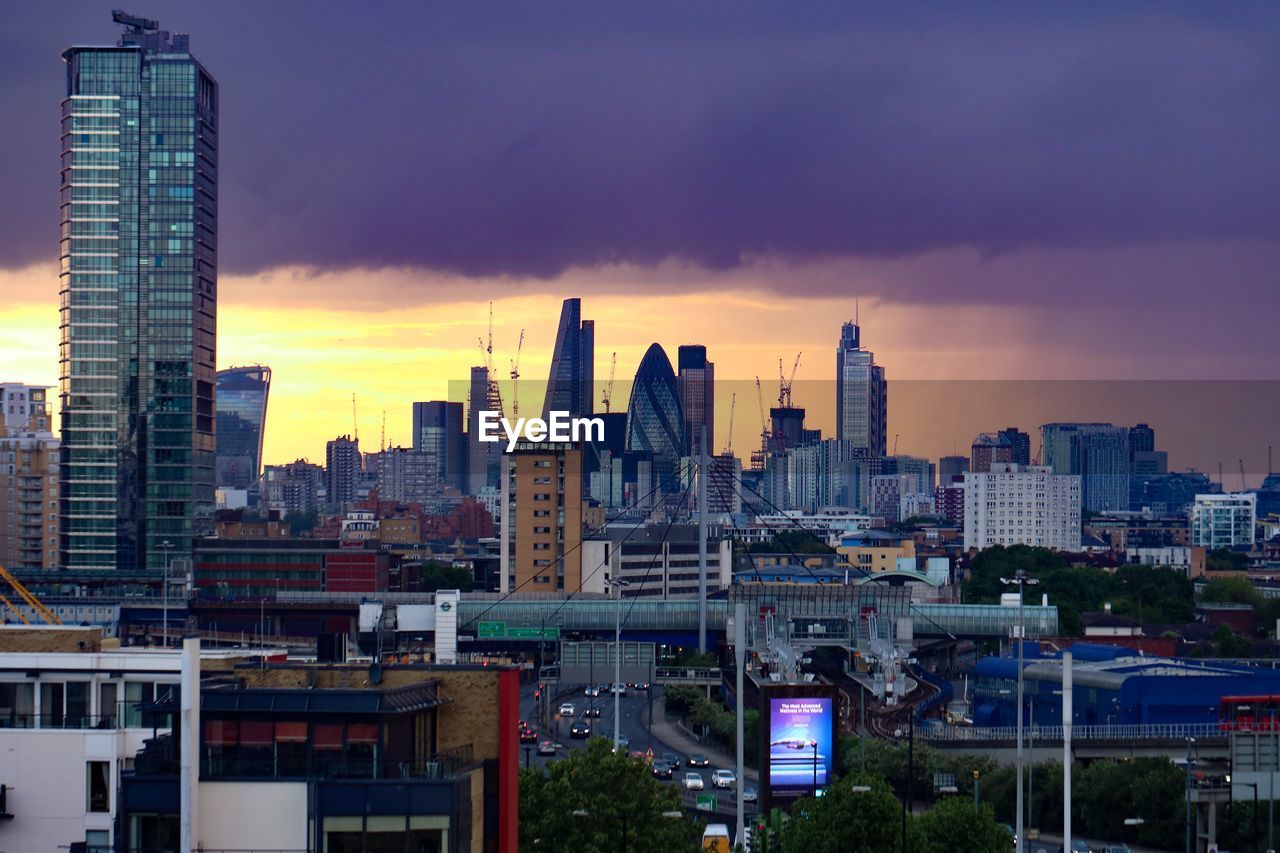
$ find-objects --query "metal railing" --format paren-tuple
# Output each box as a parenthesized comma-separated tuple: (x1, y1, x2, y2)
(917, 722, 1224, 742)
(654, 667, 724, 683)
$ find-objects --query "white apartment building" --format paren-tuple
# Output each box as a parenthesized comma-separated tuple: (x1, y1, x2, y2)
(963, 463, 1082, 551)
(1190, 492, 1256, 548)
(581, 531, 731, 598)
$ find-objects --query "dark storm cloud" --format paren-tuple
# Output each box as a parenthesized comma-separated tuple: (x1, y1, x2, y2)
(2, 1, 1278, 292)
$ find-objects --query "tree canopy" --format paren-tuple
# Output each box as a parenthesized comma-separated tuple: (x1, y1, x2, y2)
(518, 738, 700, 853)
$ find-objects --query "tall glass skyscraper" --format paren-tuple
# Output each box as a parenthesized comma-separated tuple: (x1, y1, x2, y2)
(412, 401, 465, 492)
(60, 13, 218, 572)
(541, 298, 594, 419)
(677, 344, 714, 455)
(1041, 422, 1131, 513)
(625, 343, 685, 490)
(835, 318, 887, 459)
(215, 366, 271, 490)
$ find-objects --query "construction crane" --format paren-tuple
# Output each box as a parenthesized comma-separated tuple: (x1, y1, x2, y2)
(751, 376, 769, 470)
(509, 328, 525, 417)
(0, 566, 61, 625)
(380, 411, 386, 453)
(601, 352, 617, 413)
(724, 392, 736, 455)
(1240, 459, 1248, 491)
(351, 394, 359, 442)
(778, 352, 802, 408)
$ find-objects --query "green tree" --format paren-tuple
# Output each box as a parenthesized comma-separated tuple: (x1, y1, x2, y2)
(1201, 575, 1261, 607)
(518, 738, 700, 853)
(282, 509, 318, 535)
(418, 560, 474, 592)
(1206, 548, 1249, 571)
(779, 772, 907, 853)
(747, 529, 835, 554)
(916, 796, 1011, 853)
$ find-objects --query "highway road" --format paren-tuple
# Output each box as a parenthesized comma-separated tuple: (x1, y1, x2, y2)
(516, 681, 757, 817)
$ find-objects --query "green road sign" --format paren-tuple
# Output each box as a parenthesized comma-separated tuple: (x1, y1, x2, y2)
(695, 793, 717, 812)
(507, 627, 560, 639)
(477, 621, 506, 638)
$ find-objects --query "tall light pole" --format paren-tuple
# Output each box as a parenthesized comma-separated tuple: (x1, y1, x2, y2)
(606, 579, 630, 749)
(1186, 736, 1196, 853)
(697, 424, 708, 653)
(1001, 569, 1039, 853)
(734, 601, 746, 850)
(159, 540, 173, 648)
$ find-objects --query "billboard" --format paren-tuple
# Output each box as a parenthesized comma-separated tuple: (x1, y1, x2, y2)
(760, 684, 837, 810)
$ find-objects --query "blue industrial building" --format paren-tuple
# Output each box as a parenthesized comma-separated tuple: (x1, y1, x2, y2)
(972, 644, 1280, 728)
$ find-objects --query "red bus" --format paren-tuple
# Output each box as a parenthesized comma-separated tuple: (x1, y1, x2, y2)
(1219, 694, 1280, 731)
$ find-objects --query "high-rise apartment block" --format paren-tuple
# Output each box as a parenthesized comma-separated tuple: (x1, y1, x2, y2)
(500, 444, 585, 592)
(999, 427, 1031, 466)
(261, 460, 324, 516)
(411, 401, 465, 492)
(963, 464, 1081, 551)
(677, 344, 715, 455)
(60, 14, 218, 572)
(938, 454, 969, 486)
(376, 446, 438, 505)
(1190, 493, 1256, 549)
(467, 365, 504, 493)
(214, 365, 270, 490)
(971, 432, 1013, 473)
(835, 318, 887, 459)
(541, 297, 594, 419)
(325, 435, 360, 509)
(0, 385, 59, 570)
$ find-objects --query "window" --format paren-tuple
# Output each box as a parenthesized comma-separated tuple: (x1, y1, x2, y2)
(0, 682, 35, 728)
(100, 682, 118, 728)
(87, 760, 110, 812)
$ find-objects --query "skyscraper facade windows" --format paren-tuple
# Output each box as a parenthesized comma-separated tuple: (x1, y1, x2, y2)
(677, 344, 714, 456)
(625, 343, 685, 491)
(541, 298, 594, 419)
(835, 319, 886, 459)
(215, 366, 270, 490)
(59, 16, 218, 571)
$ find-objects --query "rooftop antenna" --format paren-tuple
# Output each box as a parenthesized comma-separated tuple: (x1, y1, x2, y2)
(352, 394, 358, 443)
(1239, 459, 1247, 492)
(380, 411, 386, 454)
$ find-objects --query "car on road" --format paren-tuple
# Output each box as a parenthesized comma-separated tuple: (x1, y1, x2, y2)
(651, 759, 673, 779)
(711, 769, 737, 788)
(584, 706, 601, 718)
(661, 752, 681, 770)
(519, 728, 538, 744)
(570, 720, 591, 738)
(611, 682, 627, 695)
(742, 787, 758, 804)
(687, 753, 711, 768)
(584, 685, 599, 697)
(682, 772, 705, 791)
(537, 740, 557, 756)
(629, 681, 650, 690)
(518, 718, 526, 730)
(558, 702, 576, 717)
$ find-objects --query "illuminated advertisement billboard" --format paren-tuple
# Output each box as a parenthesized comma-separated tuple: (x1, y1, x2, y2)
(760, 684, 837, 810)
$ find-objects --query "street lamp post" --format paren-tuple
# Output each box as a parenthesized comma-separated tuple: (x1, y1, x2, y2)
(896, 716, 915, 853)
(1001, 568, 1040, 853)
(1186, 737, 1196, 853)
(605, 579, 630, 749)
(1227, 775, 1260, 853)
(159, 540, 173, 648)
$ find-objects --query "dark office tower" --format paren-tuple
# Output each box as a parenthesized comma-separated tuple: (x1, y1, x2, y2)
(625, 344, 685, 490)
(835, 318, 887, 459)
(677, 345, 715, 455)
(999, 427, 1031, 466)
(466, 365, 504, 493)
(1041, 423, 1130, 513)
(215, 366, 271, 490)
(1128, 423, 1155, 461)
(412, 401, 466, 492)
(325, 435, 360, 509)
(938, 455, 969, 485)
(542, 298, 594, 419)
(60, 13, 218, 572)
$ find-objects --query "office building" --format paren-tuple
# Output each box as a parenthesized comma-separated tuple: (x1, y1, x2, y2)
(214, 366, 271, 491)
(325, 436, 360, 510)
(938, 455, 969, 486)
(114, 654, 519, 851)
(466, 365, 503, 494)
(834, 317, 887, 458)
(870, 474, 910, 523)
(677, 344, 715, 455)
(836, 531, 916, 574)
(625, 343, 685, 491)
(874, 455, 933, 495)
(541, 297, 594, 419)
(935, 483, 965, 528)
(261, 460, 324, 517)
(411, 401, 465, 492)
(582, 523, 732, 598)
(963, 463, 1081, 551)
(784, 439, 870, 512)
(679, 452, 742, 516)
(1041, 423, 1131, 513)
(376, 446, 439, 505)
(0, 387, 59, 570)
(60, 14, 219, 572)
(1190, 493, 1257, 549)
(999, 427, 1031, 466)
(499, 444, 587, 593)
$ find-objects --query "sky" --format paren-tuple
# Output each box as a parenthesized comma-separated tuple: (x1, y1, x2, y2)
(2, 2, 1278, 471)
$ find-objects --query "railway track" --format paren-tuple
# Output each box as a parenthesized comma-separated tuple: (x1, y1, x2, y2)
(808, 657, 941, 740)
